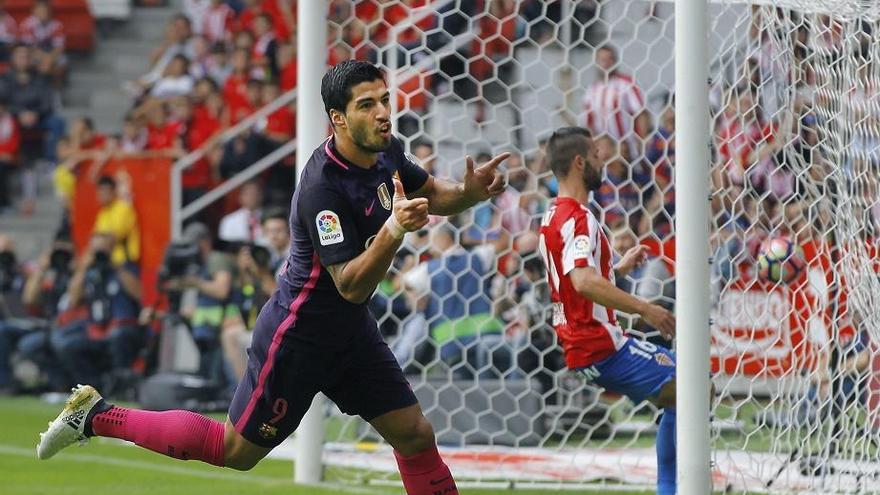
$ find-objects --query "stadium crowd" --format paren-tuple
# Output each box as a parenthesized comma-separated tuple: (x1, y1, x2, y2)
(0, 1, 876, 422)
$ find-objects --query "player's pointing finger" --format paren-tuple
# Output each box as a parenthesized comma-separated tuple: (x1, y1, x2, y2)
(392, 178, 406, 201)
(480, 152, 511, 172)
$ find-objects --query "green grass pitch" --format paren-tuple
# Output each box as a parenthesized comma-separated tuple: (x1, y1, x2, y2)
(2, 395, 743, 495)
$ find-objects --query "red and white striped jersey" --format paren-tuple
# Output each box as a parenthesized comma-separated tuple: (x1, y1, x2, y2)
(202, 3, 234, 44)
(0, 14, 17, 44)
(20, 16, 63, 50)
(581, 72, 645, 141)
(538, 197, 626, 369)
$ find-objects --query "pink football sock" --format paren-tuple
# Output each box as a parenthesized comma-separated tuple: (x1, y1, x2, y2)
(394, 445, 459, 495)
(91, 406, 226, 467)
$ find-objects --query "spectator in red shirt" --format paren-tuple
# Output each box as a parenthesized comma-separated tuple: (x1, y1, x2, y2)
(0, 98, 19, 210)
(222, 48, 251, 119)
(260, 80, 293, 144)
(70, 117, 107, 152)
(227, 77, 261, 126)
(259, 79, 296, 205)
(141, 99, 180, 152)
(19, 0, 65, 79)
(277, 41, 296, 92)
(258, 0, 296, 42)
(235, 0, 260, 35)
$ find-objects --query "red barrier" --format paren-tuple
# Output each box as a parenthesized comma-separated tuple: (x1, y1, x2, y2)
(71, 156, 172, 306)
(710, 239, 830, 377)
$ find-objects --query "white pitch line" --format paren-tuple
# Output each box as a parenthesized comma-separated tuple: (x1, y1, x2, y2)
(0, 444, 387, 494)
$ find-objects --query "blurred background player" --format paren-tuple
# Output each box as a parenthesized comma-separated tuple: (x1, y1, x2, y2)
(538, 126, 677, 495)
(37, 60, 509, 495)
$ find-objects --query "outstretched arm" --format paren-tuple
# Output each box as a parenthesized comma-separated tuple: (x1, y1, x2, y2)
(412, 152, 510, 216)
(569, 265, 676, 340)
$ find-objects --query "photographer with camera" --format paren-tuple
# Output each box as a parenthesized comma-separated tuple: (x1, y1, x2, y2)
(0, 237, 84, 393)
(170, 223, 245, 386)
(53, 232, 142, 393)
(217, 241, 273, 382)
(0, 234, 35, 393)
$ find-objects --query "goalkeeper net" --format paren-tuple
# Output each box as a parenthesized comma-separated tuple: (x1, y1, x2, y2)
(286, 1, 880, 492)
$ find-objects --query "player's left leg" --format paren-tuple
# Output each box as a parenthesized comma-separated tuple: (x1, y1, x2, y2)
(651, 380, 676, 495)
(370, 404, 459, 495)
(36, 384, 227, 467)
(325, 322, 459, 495)
(587, 338, 677, 495)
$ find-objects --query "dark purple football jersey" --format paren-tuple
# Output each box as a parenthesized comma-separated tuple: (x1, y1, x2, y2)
(275, 135, 428, 320)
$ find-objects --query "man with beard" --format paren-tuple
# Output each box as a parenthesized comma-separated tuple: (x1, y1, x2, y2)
(39, 60, 509, 495)
(536, 127, 677, 495)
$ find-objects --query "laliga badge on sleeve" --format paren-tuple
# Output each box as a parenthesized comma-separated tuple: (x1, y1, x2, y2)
(572, 235, 591, 257)
(316, 210, 344, 246)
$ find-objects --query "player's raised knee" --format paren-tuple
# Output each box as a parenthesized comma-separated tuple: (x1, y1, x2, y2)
(223, 423, 269, 471)
(224, 448, 261, 471)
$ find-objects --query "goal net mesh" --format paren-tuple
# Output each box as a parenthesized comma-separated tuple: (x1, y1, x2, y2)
(308, 1, 880, 492)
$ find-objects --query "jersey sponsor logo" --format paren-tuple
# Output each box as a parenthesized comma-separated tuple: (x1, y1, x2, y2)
(316, 210, 344, 246)
(365, 199, 376, 216)
(378, 182, 392, 210)
(572, 235, 591, 257)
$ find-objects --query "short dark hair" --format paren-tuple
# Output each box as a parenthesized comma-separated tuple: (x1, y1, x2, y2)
(546, 127, 592, 179)
(261, 207, 288, 226)
(321, 60, 385, 122)
(97, 175, 115, 189)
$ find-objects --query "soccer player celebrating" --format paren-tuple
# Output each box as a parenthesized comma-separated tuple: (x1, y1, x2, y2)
(37, 60, 509, 495)
(537, 127, 678, 495)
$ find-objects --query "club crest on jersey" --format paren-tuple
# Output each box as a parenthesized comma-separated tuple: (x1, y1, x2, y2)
(316, 210, 344, 246)
(655, 353, 674, 367)
(377, 182, 392, 210)
(258, 423, 278, 439)
(573, 235, 591, 256)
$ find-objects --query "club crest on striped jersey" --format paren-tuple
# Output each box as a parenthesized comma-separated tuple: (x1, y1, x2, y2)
(573, 235, 591, 256)
(316, 210, 344, 246)
(655, 353, 674, 367)
(378, 183, 392, 210)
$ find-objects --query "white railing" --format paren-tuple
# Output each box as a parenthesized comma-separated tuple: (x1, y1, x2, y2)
(170, 89, 297, 239)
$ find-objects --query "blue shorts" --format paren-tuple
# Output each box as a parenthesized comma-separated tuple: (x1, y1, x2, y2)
(577, 338, 676, 404)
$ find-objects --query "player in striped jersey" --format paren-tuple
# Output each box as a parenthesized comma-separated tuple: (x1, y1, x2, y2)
(538, 126, 678, 495)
